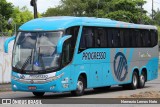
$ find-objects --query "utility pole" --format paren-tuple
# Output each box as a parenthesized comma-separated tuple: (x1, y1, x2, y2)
(152, 0, 154, 19)
(97, 0, 100, 18)
(140, 3, 143, 24)
(30, 0, 38, 19)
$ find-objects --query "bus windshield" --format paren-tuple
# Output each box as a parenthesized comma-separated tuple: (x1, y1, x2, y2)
(12, 31, 63, 74)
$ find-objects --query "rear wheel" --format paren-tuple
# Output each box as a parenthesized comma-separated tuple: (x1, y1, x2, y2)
(71, 76, 85, 96)
(32, 92, 45, 97)
(129, 72, 138, 90)
(122, 72, 138, 90)
(138, 71, 146, 88)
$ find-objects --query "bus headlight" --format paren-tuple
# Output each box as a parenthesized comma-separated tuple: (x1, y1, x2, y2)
(11, 75, 19, 81)
(48, 73, 64, 81)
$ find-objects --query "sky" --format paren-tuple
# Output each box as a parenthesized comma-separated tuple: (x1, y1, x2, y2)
(6, 0, 160, 15)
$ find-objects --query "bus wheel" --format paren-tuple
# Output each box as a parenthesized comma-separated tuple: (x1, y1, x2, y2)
(138, 72, 146, 88)
(71, 76, 85, 96)
(129, 72, 138, 90)
(32, 92, 45, 97)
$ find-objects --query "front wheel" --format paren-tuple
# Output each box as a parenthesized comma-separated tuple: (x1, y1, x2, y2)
(71, 76, 85, 96)
(32, 92, 45, 97)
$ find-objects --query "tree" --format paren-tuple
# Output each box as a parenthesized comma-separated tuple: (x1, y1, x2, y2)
(153, 9, 160, 25)
(0, 0, 14, 33)
(7, 6, 33, 35)
(43, 0, 151, 24)
(105, 0, 152, 24)
(12, 6, 33, 25)
(43, 0, 111, 17)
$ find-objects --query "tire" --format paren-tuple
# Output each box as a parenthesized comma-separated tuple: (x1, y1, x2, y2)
(138, 72, 146, 88)
(32, 92, 45, 97)
(71, 76, 85, 96)
(129, 72, 138, 90)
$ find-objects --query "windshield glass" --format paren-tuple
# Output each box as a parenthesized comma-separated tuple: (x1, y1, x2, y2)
(12, 31, 62, 73)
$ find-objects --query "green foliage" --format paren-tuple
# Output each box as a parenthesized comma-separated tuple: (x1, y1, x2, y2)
(105, 10, 134, 22)
(153, 9, 160, 25)
(0, 0, 14, 33)
(12, 6, 33, 25)
(0, 0, 33, 36)
(43, 0, 152, 24)
(156, 25, 160, 41)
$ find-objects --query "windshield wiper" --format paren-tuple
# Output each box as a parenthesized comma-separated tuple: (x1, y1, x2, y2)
(38, 47, 46, 73)
(20, 49, 34, 72)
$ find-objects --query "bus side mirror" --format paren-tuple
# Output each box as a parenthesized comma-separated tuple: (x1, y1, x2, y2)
(4, 36, 16, 53)
(57, 35, 72, 54)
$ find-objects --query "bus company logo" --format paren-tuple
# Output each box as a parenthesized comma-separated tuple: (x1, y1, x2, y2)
(113, 52, 128, 81)
(20, 74, 25, 79)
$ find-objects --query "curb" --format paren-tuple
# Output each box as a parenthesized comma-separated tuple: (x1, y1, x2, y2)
(0, 83, 12, 92)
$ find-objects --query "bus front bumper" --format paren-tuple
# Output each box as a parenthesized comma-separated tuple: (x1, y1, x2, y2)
(11, 79, 62, 92)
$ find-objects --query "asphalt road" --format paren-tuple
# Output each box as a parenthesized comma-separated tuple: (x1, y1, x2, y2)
(0, 74, 160, 99)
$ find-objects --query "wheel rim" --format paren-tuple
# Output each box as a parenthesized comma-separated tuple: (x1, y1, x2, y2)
(77, 81, 83, 93)
(140, 75, 145, 85)
(133, 74, 137, 86)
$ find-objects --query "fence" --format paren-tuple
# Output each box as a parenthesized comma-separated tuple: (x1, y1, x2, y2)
(0, 36, 14, 83)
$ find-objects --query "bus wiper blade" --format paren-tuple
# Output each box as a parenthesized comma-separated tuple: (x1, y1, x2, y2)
(20, 49, 34, 72)
(20, 56, 31, 72)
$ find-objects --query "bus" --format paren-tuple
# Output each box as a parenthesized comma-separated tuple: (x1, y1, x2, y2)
(5, 16, 158, 96)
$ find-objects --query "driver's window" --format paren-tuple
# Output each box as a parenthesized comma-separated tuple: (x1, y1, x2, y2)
(62, 39, 71, 67)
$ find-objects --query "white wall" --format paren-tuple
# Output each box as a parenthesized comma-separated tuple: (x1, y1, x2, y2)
(0, 37, 14, 83)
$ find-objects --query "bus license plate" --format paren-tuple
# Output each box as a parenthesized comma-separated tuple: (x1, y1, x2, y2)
(28, 86, 36, 90)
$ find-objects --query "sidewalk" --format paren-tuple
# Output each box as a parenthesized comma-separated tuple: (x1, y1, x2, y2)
(0, 83, 11, 92)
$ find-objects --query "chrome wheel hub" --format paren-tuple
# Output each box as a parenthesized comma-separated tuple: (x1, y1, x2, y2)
(133, 75, 137, 86)
(77, 81, 83, 92)
(140, 75, 145, 84)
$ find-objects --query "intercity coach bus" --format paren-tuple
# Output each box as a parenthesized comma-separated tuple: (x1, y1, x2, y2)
(5, 16, 158, 96)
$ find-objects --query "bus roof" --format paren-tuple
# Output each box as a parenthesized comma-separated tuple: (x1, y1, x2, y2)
(19, 16, 157, 31)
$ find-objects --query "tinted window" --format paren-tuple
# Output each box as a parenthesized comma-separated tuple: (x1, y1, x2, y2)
(94, 28, 107, 47)
(151, 30, 158, 47)
(79, 27, 94, 50)
(79, 26, 157, 51)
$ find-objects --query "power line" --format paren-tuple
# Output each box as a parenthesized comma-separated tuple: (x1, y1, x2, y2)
(152, 0, 153, 19)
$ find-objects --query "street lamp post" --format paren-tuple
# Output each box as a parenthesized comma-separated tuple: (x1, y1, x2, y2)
(8, 18, 16, 36)
(30, 0, 38, 19)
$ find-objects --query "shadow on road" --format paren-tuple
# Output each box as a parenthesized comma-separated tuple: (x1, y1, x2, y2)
(19, 85, 152, 99)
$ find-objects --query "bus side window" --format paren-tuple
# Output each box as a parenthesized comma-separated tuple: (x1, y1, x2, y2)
(144, 30, 151, 47)
(136, 30, 142, 47)
(94, 28, 107, 48)
(99, 29, 107, 47)
(79, 28, 93, 51)
(119, 30, 124, 47)
(124, 30, 130, 47)
(151, 30, 158, 47)
(112, 29, 120, 47)
(107, 29, 113, 47)
(131, 30, 136, 47)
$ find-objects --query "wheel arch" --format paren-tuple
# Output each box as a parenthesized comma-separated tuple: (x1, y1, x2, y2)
(131, 67, 139, 77)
